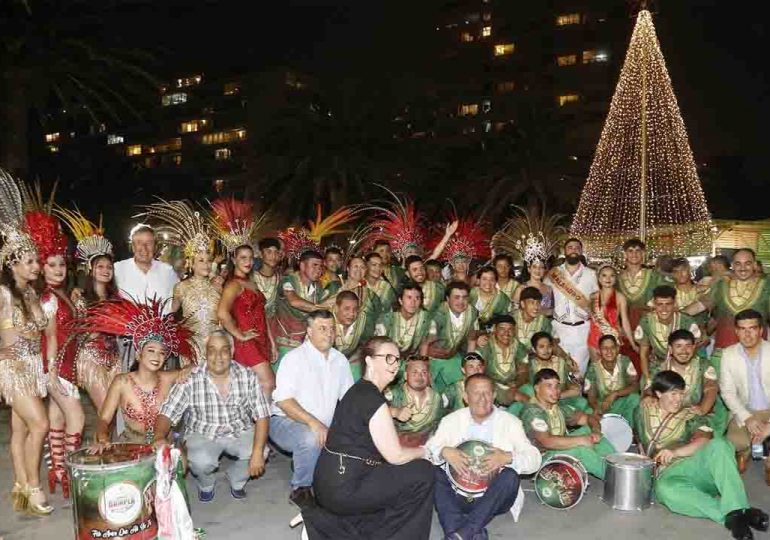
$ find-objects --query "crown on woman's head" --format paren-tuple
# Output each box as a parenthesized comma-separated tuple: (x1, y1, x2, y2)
(516, 232, 549, 265)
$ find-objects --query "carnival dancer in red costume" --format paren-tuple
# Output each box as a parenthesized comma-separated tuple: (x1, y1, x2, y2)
(24, 183, 83, 498)
(56, 207, 120, 412)
(587, 264, 637, 363)
(212, 198, 274, 397)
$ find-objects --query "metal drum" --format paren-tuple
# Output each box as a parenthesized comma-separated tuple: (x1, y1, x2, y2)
(600, 413, 634, 452)
(602, 452, 655, 511)
(534, 454, 589, 510)
(66, 443, 157, 540)
(444, 440, 497, 498)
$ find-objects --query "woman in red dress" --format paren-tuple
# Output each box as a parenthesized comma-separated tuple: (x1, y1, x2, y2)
(217, 244, 273, 397)
(588, 264, 637, 362)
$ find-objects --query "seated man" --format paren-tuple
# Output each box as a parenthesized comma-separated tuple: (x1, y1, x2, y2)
(270, 310, 354, 506)
(521, 369, 614, 479)
(721, 309, 770, 478)
(584, 334, 640, 424)
(521, 332, 589, 412)
(426, 374, 542, 540)
(155, 331, 270, 501)
(385, 355, 449, 446)
(475, 315, 530, 415)
(404, 255, 446, 313)
(514, 286, 552, 346)
(443, 352, 487, 411)
(638, 370, 768, 540)
(333, 290, 375, 380)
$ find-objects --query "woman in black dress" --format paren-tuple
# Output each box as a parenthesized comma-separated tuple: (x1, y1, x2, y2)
(305, 336, 435, 540)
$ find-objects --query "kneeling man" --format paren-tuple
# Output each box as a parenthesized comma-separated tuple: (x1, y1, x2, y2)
(155, 331, 270, 501)
(426, 374, 541, 540)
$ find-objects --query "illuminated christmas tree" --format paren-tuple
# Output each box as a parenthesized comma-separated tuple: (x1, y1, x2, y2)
(571, 9, 713, 260)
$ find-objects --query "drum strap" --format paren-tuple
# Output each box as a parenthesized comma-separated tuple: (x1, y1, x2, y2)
(643, 410, 683, 457)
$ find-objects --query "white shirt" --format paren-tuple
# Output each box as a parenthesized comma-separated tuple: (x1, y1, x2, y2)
(546, 263, 598, 324)
(114, 258, 179, 313)
(272, 340, 354, 426)
(466, 410, 496, 442)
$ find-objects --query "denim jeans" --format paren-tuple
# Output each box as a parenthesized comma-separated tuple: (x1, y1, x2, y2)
(269, 415, 321, 488)
(185, 428, 255, 490)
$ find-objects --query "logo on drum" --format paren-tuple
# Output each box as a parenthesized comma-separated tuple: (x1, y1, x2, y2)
(98, 481, 143, 526)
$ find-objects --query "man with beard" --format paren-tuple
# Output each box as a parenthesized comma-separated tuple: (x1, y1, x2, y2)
(385, 355, 449, 447)
(426, 281, 480, 393)
(635, 285, 702, 382)
(273, 250, 327, 364)
(475, 315, 529, 414)
(372, 239, 406, 292)
(320, 247, 343, 290)
(545, 238, 597, 376)
(425, 259, 444, 284)
(404, 255, 445, 313)
(333, 291, 375, 381)
(365, 252, 397, 316)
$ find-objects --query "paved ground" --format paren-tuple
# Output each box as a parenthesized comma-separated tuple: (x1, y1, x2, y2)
(2, 402, 769, 540)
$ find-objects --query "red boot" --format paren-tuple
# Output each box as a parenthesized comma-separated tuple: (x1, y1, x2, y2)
(46, 429, 66, 494)
(62, 432, 83, 499)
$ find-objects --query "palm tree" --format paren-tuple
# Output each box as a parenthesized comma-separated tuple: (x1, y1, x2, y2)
(0, 1, 158, 174)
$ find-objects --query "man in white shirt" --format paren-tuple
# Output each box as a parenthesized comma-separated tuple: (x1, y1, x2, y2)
(545, 238, 598, 376)
(426, 374, 541, 539)
(114, 224, 179, 310)
(270, 310, 354, 507)
(721, 309, 770, 479)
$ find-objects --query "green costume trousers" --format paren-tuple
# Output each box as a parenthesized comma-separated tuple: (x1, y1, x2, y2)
(543, 426, 614, 480)
(654, 438, 748, 524)
(606, 394, 641, 425)
(430, 353, 463, 393)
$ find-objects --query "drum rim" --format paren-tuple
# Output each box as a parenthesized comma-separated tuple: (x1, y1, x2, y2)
(604, 452, 655, 469)
(446, 439, 495, 495)
(66, 442, 155, 471)
(535, 456, 588, 510)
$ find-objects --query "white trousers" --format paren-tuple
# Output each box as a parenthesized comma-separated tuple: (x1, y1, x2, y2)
(553, 321, 591, 376)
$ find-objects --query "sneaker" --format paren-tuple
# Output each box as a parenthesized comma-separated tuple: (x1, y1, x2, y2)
(198, 486, 215, 503)
(230, 486, 247, 499)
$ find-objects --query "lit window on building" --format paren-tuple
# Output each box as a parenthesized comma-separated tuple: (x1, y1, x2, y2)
(146, 138, 182, 154)
(127, 144, 142, 156)
(461, 32, 474, 42)
(107, 134, 124, 145)
(481, 26, 492, 37)
(285, 72, 306, 89)
(481, 100, 492, 113)
(458, 104, 479, 116)
(557, 54, 578, 66)
(223, 82, 241, 95)
(583, 50, 608, 63)
(162, 92, 188, 106)
(45, 132, 60, 143)
(556, 13, 582, 26)
(172, 154, 182, 166)
(496, 81, 515, 93)
(215, 148, 232, 161)
(47, 145, 59, 153)
(214, 178, 225, 192)
(176, 75, 202, 88)
(557, 94, 579, 106)
(494, 43, 515, 56)
(180, 119, 207, 133)
(201, 128, 247, 145)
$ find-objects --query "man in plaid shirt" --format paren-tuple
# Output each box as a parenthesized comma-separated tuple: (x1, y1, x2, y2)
(155, 330, 270, 502)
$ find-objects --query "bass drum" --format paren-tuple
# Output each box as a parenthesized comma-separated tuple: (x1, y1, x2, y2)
(444, 440, 498, 498)
(600, 413, 634, 453)
(534, 454, 589, 510)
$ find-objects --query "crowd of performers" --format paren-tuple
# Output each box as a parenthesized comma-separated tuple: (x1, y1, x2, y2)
(1, 169, 769, 539)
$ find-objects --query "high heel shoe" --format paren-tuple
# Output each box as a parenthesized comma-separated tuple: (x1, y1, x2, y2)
(25, 486, 54, 516)
(11, 482, 27, 513)
(47, 429, 66, 494)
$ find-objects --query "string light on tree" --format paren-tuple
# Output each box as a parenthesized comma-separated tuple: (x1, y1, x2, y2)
(570, 9, 713, 261)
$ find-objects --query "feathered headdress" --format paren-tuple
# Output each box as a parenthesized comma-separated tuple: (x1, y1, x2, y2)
(21, 180, 68, 263)
(54, 206, 113, 268)
(280, 204, 359, 265)
(363, 186, 427, 260)
(137, 198, 214, 264)
(210, 197, 265, 254)
(278, 227, 320, 265)
(0, 168, 38, 267)
(76, 296, 195, 360)
(491, 205, 566, 266)
(437, 213, 490, 263)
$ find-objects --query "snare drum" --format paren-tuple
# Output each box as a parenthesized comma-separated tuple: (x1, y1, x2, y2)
(444, 440, 497, 499)
(600, 413, 633, 453)
(534, 454, 589, 510)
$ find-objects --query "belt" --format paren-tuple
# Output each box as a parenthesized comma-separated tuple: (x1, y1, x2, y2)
(557, 320, 586, 327)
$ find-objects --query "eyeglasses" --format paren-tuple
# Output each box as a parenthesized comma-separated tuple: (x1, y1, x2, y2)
(372, 353, 401, 365)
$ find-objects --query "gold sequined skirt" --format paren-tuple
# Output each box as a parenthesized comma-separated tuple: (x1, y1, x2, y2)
(76, 339, 121, 395)
(0, 337, 47, 405)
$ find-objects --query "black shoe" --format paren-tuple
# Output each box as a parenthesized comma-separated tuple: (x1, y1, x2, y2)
(198, 486, 215, 503)
(745, 508, 769, 532)
(230, 486, 247, 499)
(725, 510, 754, 540)
(289, 487, 316, 510)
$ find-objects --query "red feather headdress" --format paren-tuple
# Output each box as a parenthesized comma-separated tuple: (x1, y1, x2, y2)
(20, 181, 68, 263)
(280, 204, 359, 265)
(75, 296, 195, 360)
(209, 197, 265, 254)
(436, 213, 490, 263)
(363, 187, 427, 259)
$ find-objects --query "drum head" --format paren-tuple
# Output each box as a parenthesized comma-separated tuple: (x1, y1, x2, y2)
(601, 414, 633, 453)
(447, 440, 496, 495)
(68, 442, 154, 467)
(535, 458, 587, 509)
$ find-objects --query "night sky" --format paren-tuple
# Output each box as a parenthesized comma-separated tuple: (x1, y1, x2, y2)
(74, 1, 770, 217)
